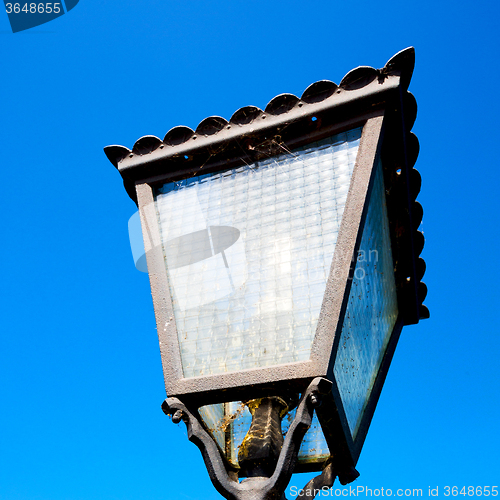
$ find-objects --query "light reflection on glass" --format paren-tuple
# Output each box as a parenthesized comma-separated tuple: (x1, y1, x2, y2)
(199, 399, 330, 468)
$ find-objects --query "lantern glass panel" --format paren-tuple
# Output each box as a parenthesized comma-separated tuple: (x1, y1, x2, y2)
(154, 128, 362, 378)
(333, 159, 398, 439)
(199, 400, 330, 468)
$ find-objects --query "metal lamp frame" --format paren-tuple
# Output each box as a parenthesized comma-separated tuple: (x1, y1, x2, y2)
(105, 47, 427, 478)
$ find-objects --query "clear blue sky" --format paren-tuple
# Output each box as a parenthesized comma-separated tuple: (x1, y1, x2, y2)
(1, 1, 499, 499)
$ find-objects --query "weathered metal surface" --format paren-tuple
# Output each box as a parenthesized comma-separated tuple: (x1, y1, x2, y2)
(162, 378, 333, 500)
(296, 460, 359, 499)
(297, 461, 336, 499)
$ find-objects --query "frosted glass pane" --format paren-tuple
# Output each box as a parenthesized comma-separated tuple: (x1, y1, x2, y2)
(293, 412, 330, 463)
(333, 159, 398, 439)
(198, 403, 227, 453)
(200, 400, 330, 468)
(155, 128, 362, 377)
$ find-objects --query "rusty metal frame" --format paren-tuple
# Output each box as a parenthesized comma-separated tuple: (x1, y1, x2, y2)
(162, 378, 335, 500)
(105, 47, 427, 475)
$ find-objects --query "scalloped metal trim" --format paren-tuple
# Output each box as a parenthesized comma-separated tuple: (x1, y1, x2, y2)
(196, 116, 228, 136)
(407, 132, 420, 168)
(265, 93, 300, 115)
(410, 169, 422, 198)
(103, 145, 131, 167)
(132, 135, 163, 156)
(104, 47, 416, 158)
(403, 92, 417, 131)
(301, 80, 338, 104)
(230, 106, 263, 125)
(416, 258, 426, 281)
(163, 126, 195, 146)
(419, 305, 430, 320)
(412, 202, 423, 229)
(418, 283, 428, 302)
(414, 231, 425, 256)
(339, 66, 378, 91)
(383, 47, 415, 91)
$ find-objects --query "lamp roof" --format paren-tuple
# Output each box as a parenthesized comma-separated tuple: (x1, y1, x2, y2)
(104, 47, 416, 203)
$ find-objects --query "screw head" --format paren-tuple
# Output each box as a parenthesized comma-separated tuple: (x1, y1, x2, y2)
(172, 410, 183, 424)
(310, 393, 321, 407)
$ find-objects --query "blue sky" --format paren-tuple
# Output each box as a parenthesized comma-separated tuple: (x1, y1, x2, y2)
(1, 1, 499, 499)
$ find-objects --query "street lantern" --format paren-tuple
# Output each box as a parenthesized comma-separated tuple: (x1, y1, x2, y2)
(104, 47, 428, 500)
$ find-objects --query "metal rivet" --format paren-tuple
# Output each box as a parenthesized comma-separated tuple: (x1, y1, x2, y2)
(310, 394, 321, 407)
(172, 410, 183, 424)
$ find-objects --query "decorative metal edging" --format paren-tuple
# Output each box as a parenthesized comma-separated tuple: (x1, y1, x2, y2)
(379, 83, 428, 323)
(104, 48, 416, 195)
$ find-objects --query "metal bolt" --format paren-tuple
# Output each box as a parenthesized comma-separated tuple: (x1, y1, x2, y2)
(172, 410, 183, 424)
(310, 393, 321, 407)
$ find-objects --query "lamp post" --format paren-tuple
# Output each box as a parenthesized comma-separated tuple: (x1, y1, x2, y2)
(104, 47, 428, 500)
